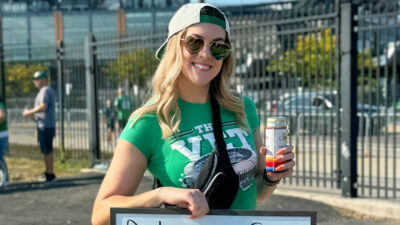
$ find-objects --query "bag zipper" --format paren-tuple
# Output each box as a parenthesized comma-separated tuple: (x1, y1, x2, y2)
(201, 153, 218, 190)
(203, 172, 225, 195)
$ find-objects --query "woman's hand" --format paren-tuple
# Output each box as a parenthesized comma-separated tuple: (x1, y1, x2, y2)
(159, 187, 209, 219)
(260, 145, 296, 182)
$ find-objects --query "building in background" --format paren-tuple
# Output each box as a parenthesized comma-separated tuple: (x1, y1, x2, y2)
(0, 0, 190, 13)
(0, 0, 294, 47)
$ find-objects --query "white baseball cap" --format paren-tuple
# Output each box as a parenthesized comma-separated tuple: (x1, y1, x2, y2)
(155, 3, 230, 60)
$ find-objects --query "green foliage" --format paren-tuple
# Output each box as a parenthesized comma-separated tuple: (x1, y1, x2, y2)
(267, 29, 377, 88)
(101, 49, 159, 87)
(5, 63, 48, 98)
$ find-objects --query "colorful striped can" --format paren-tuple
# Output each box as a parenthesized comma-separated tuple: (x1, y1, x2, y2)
(265, 117, 288, 172)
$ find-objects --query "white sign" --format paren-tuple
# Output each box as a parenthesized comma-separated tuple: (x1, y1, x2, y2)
(111, 208, 316, 225)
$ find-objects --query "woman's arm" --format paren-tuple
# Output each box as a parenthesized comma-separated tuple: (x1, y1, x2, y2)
(253, 127, 295, 203)
(91, 139, 209, 225)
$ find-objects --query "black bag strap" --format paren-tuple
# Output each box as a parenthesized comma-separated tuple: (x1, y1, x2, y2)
(209, 93, 227, 154)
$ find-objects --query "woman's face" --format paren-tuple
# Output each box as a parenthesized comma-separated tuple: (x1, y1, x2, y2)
(180, 23, 226, 89)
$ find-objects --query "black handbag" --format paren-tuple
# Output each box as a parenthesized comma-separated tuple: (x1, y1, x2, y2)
(153, 93, 239, 209)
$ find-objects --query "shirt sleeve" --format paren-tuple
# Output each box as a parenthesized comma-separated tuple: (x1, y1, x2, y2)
(43, 88, 52, 105)
(35, 88, 45, 105)
(119, 114, 162, 160)
(244, 96, 260, 133)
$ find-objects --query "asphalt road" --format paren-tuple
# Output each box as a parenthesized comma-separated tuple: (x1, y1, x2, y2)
(0, 173, 398, 225)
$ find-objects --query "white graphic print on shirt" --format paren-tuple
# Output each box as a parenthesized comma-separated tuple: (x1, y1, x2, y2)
(170, 122, 257, 190)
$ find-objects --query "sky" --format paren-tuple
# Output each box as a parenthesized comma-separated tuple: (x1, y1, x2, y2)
(189, 0, 282, 7)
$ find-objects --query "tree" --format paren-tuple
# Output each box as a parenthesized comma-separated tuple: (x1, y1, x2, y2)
(267, 29, 377, 88)
(101, 49, 158, 87)
(6, 63, 48, 98)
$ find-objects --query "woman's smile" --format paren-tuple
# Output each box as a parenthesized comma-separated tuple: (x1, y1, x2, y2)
(192, 62, 212, 71)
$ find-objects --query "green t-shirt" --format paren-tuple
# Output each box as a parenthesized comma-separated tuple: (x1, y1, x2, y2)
(114, 95, 133, 120)
(120, 96, 260, 209)
(0, 102, 7, 132)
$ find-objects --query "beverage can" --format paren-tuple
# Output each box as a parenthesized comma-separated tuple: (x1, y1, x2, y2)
(265, 117, 288, 172)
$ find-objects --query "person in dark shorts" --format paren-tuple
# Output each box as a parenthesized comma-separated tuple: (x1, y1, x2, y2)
(23, 71, 57, 183)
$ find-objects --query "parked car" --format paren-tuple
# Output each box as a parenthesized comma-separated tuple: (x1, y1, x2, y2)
(275, 91, 382, 136)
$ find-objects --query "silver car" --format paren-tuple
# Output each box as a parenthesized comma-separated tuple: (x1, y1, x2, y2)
(276, 91, 382, 136)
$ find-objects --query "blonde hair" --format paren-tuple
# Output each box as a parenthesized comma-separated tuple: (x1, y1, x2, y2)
(130, 29, 247, 138)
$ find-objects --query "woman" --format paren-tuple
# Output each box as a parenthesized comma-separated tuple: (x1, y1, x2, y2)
(92, 3, 295, 225)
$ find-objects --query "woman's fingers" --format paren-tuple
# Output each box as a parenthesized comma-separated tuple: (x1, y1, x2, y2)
(276, 160, 296, 172)
(265, 144, 296, 181)
(266, 160, 295, 179)
(186, 190, 209, 218)
(275, 145, 295, 172)
(277, 145, 294, 155)
(266, 168, 293, 180)
(275, 152, 295, 163)
(160, 187, 209, 219)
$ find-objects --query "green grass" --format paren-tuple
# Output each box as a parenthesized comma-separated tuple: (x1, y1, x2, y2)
(5, 155, 92, 182)
(54, 158, 92, 174)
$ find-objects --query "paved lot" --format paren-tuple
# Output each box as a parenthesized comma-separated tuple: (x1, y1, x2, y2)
(1, 173, 399, 225)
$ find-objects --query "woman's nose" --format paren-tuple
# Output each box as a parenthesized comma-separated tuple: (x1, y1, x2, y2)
(197, 44, 212, 59)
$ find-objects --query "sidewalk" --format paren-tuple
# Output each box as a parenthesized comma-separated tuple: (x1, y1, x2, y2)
(275, 185, 400, 221)
(1, 171, 399, 225)
(87, 166, 400, 223)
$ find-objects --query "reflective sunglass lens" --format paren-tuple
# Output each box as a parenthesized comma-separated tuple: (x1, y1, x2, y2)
(185, 37, 204, 54)
(211, 43, 230, 60)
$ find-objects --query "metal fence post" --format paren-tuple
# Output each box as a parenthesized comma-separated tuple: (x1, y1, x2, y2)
(56, 41, 65, 159)
(334, 0, 342, 190)
(85, 35, 100, 163)
(151, 7, 156, 33)
(340, 1, 358, 198)
(27, 11, 32, 59)
(0, 14, 5, 104)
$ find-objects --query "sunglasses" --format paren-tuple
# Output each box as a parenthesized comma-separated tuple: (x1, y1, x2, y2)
(181, 36, 231, 60)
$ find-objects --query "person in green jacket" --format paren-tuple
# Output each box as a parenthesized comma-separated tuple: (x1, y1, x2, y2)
(114, 88, 133, 132)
